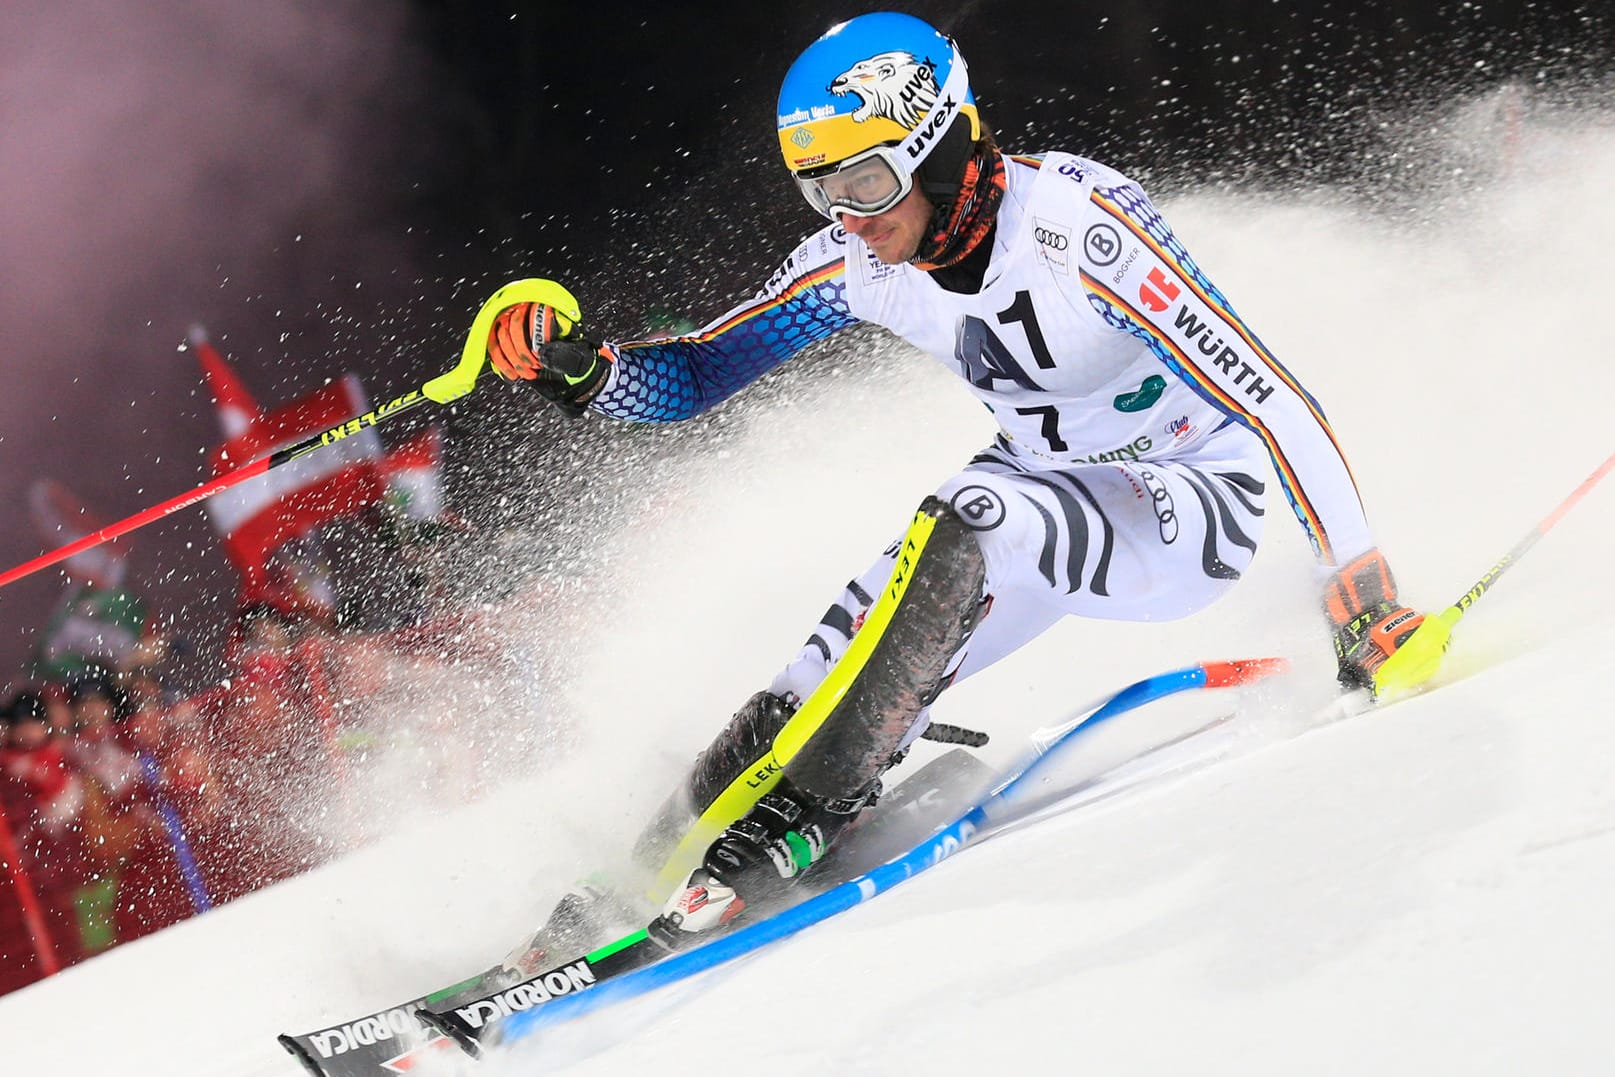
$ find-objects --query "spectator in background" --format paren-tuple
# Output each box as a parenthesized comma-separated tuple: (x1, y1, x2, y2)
(221, 603, 301, 768)
(1, 692, 85, 843)
(107, 692, 195, 940)
(30, 578, 149, 688)
(0, 689, 90, 963)
(63, 676, 165, 954)
(119, 665, 170, 720)
(128, 697, 226, 833)
(66, 678, 144, 812)
(39, 684, 75, 745)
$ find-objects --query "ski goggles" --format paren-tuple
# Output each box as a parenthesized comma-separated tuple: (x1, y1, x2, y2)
(790, 45, 972, 220)
(795, 146, 913, 220)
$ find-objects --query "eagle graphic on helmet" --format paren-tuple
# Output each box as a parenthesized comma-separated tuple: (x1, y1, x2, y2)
(829, 51, 940, 130)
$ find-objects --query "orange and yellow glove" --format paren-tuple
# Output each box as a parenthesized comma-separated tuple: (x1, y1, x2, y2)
(487, 302, 611, 417)
(1322, 549, 1433, 696)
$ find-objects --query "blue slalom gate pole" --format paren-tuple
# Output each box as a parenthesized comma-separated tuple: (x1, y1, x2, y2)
(137, 752, 213, 914)
(498, 658, 1286, 1046)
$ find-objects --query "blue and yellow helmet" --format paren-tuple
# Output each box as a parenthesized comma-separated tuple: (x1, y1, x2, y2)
(776, 12, 981, 179)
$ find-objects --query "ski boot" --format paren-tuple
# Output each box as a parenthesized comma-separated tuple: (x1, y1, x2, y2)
(628, 690, 797, 870)
(649, 777, 871, 948)
(500, 876, 643, 981)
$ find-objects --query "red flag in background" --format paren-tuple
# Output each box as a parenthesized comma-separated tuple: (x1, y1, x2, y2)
(187, 326, 260, 440)
(379, 425, 444, 522)
(27, 480, 130, 590)
(203, 374, 384, 598)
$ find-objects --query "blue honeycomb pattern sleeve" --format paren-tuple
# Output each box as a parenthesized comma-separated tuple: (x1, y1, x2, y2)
(589, 227, 855, 423)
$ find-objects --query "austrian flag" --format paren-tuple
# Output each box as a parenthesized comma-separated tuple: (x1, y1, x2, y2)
(204, 375, 384, 593)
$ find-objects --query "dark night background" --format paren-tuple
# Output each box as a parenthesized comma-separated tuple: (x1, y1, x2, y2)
(1, 0, 1610, 685)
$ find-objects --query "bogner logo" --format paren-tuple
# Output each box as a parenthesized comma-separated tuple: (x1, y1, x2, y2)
(454, 960, 598, 1029)
(1084, 223, 1122, 267)
(949, 485, 1007, 530)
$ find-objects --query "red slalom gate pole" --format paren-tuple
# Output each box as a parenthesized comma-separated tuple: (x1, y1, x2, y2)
(0, 456, 274, 590)
(0, 277, 578, 592)
(0, 795, 62, 976)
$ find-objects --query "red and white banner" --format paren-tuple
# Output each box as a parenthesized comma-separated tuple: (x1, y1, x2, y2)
(188, 326, 260, 440)
(379, 425, 444, 521)
(27, 480, 129, 589)
(205, 374, 384, 595)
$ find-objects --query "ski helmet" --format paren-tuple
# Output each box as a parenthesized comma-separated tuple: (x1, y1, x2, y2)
(777, 12, 982, 219)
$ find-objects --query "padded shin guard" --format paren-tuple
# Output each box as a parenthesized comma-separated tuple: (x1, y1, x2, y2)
(650, 499, 986, 896)
(630, 692, 793, 870)
(784, 496, 986, 802)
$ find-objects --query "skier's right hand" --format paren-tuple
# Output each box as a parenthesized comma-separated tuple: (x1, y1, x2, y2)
(487, 302, 611, 416)
(1322, 548, 1443, 697)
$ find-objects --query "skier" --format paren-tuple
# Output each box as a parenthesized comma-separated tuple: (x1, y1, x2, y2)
(486, 12, 1445, 955)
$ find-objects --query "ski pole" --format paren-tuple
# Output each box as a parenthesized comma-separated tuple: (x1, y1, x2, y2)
(0, 278, 579, 591)
(1374, 446, 1615, 696)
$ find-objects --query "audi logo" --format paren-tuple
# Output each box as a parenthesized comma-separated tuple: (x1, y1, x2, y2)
(1035, 227, 1069, 250)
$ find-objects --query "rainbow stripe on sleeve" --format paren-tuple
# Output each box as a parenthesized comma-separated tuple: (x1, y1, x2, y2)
(629, 261, 847, 348)
(1081, 187, 1359, 561)
(597, 259, 852, 422)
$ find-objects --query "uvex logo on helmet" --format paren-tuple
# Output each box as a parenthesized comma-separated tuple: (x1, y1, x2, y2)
(830, 51, 939, 128)
(903, 91, 958, 161)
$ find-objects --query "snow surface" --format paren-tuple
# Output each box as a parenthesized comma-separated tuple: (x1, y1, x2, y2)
(5, 96, 1615, 1076)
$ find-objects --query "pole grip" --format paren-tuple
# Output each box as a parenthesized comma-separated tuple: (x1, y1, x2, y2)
(0, 278, 583, 591)
(424, 278, 582, 403)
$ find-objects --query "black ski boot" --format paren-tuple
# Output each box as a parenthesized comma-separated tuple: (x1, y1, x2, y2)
(650, 778, 871, 946)
(500, 878, 642, 981)
(628, 690, 796, 871)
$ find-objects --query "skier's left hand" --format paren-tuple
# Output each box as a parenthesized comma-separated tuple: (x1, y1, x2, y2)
(487, 302, 611, 416)
(1322, 549, 1440, 696)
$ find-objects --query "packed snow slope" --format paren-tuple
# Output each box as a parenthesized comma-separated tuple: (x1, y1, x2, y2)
(4, 99, 1615, 1075)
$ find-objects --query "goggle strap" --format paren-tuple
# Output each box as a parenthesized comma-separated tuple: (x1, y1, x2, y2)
(892, 45, 969, 175)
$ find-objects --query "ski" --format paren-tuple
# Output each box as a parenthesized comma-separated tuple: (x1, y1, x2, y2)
(277, 969, 497, 1077)
(279, 658, 1284, 1074)
(422, 659, 1286, 1056)
(410, 746, 1002, 1055)
(486, 659, 1285, 1049)
(277, 744, 996, 1076)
